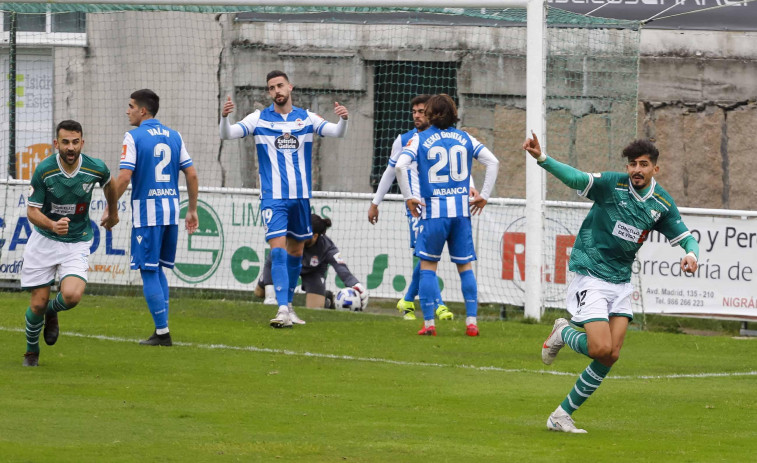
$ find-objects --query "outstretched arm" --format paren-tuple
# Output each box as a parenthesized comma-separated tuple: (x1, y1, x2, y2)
(680, 235, 699, 273)
(314, 103, 349, 138)
(523, 131, 590, 191)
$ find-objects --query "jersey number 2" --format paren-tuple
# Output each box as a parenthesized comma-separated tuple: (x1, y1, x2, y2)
(154, 143, 172, 183)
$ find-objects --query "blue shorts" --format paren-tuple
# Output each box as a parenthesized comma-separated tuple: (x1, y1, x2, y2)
(407, 215, 421, 249)
(130, 225, 179, 271)
(260, 198, 313, 241)
(414, 217, 476, 264)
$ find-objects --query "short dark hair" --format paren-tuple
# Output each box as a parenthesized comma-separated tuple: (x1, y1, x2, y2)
(266, 70, 290, 85)
(56, 120, 83, 138)
(311, 214, 332, 235)
(130, 89, 160, 117)
(425, 94, 459, 130)
(622, 139, 659, 164)
(410, 94, 431, 108)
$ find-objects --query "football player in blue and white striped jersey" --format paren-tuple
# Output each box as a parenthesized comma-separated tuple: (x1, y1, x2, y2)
(368, 94, 454, 322)
(220, 70, 350, 327)
(396, 94, 499, 337)
(115, 89, 199, 346)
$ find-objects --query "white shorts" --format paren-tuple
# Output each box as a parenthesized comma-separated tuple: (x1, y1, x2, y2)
(565, 273, 634, 326)
(20, 230, 91, 289)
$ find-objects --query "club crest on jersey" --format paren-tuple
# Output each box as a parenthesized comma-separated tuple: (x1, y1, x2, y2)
(295, 118, 305, 128)
(650, 209, 661, 222)
(275, 133, 299, 151)
(82, 182, 94, 193)
(310, 256, 319, 267)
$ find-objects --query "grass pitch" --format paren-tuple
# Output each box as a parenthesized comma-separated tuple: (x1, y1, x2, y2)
(1, 292, 755, 462)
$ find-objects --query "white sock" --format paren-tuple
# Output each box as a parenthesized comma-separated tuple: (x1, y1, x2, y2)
(156, 327, 169, 335)
(466, 316, 477, 326)
(424, 319, 435, 328)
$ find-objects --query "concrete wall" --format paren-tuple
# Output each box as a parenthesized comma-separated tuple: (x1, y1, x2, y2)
(40, 12, 757, 210)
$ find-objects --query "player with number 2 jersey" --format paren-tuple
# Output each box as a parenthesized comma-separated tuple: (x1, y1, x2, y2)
(115, 89, 199, 347)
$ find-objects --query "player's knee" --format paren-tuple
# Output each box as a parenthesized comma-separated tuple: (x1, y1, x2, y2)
(588, 343, 612, 363)
(60, 290, 82, 308)
(30, 300, 48, 314)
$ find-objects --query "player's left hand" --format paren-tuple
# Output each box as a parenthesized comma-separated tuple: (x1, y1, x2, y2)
(334, 102, 349, 120)
(469, 193, 488, 215)
(681, 254, 698, 274)
(185, 209, 199, 234)
(406, 198, 424, 218)
(352, 283, 369, 310)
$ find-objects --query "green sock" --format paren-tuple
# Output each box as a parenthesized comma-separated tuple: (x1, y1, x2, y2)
(25, 307, 44, 353)
(562, 326, 590, 357)
(47, 292, 73, 313)
(560, 360, 611, 415)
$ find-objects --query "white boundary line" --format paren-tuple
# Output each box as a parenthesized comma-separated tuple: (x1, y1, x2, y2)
(2, 326, 756, 380)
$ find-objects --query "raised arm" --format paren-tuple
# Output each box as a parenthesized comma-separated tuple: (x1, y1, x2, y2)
(219, 96, 249, 140)
(312, 103, 349, 138)
(523, 131, 590, 191)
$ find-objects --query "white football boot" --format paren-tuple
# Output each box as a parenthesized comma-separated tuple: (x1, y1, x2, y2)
(288, 303, 306, 325)
(542, 318, 569, 365)
(547, 407, 587, 434)
(270, 306, 293, 328)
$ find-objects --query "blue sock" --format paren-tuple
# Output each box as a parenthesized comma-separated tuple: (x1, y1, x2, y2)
(435, 280, 445, 308)
(459, 269, 478, 317)
(158, 268, 169, 318)
(404, 260, 421, 302)
(270, 248, 289, 306)
(141, 269, 167, 330)
(419, 269, 438, 321)
(286, 253, 302, 304)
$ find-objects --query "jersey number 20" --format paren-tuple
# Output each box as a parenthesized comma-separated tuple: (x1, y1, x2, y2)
(154, 143, 172, 183)
(427, 145, 468, 183)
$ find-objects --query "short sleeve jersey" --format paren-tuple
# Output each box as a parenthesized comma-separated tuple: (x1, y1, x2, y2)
(28, 153, 111, 243)
(571, 172, 691, 283)
(120, 119, 193, 228)
(388, 129, 419, 217)
(235, 104, 328, 200)
(401, 126, 485, 219)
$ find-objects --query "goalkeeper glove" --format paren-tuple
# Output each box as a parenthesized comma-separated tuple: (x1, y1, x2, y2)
(352, 283, 369, 310)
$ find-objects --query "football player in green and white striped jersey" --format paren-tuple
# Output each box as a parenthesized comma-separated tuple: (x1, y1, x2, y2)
(524, 133, 699, 433)
(21, 120, 120, 367)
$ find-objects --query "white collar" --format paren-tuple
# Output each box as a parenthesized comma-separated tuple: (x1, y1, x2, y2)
(628, 176, 656, 202)
(56, 153, 82, 178)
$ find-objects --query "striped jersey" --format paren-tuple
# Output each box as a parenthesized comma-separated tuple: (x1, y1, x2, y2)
(235, 104, 329, 200)
(401, 126, 485, 219)
(387, 129, 420, 216)
(28, 153, 111, 243)
(120, 119, 193, 228)
(572, 172, 691, 284)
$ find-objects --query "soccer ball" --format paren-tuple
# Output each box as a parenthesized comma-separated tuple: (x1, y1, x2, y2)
(334, 287, 362, 311)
